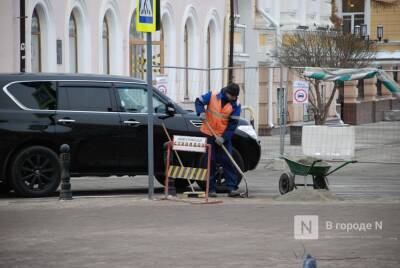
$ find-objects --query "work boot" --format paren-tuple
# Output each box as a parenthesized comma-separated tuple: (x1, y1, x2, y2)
(208, 192, 218, 198)
(227, 190, 241, 198)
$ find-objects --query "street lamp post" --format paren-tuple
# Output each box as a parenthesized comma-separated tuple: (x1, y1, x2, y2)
(361, 24, 368, 40)
(354, 25, 361, 38)
(377, 24, 384, 42)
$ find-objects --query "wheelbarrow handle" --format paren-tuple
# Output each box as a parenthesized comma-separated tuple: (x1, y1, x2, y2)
(325, 160, 357, 176)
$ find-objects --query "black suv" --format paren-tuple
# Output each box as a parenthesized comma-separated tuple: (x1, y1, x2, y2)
(0, 73, 260, 197)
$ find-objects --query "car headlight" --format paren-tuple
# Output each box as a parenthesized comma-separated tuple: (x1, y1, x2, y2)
(238, 125, 258, 140)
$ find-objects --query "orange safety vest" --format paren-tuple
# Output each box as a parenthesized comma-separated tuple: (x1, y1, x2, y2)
(200, 91, 234, 137)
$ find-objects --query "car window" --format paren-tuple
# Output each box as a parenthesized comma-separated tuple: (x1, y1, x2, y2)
(7, 81, 57, 110)
(58, 83, 112, 112)
(116, 86, 166, 114)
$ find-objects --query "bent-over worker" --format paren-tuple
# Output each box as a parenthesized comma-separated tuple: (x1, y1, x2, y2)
(195, 83, 242, 198)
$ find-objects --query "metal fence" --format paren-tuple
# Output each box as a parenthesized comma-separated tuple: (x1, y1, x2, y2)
(154, 65, 400, 164)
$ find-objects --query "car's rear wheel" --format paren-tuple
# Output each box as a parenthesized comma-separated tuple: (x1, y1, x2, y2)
(10, 146, 61, 197)
(197, 147, 244, 193)
(0, 180, 12, 194)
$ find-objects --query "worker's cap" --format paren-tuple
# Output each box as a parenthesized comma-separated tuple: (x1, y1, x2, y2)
(223, 83, 240, 97)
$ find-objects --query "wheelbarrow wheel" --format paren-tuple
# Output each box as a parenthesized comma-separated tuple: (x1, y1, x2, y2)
(279, 172, 295, 195)
(313, 175, 329, 190)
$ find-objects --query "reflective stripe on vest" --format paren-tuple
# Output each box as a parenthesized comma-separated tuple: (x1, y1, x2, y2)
(206, 108, 230, 120)
(200, 91, 233, 137)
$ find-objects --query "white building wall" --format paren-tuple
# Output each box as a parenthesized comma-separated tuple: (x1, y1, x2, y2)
(0, 0, 226, 104)
(237, 0, 332, 130)
(0, 0, 19, 73)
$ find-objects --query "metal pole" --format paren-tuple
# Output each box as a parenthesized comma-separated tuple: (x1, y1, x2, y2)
(228, 0, 234, 83)
(19, 0, 26, 72)
(279, 65, 285, 155)
(147, 32, 154, 199)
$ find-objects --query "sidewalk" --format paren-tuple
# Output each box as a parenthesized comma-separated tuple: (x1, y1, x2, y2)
(0, 196, 399, 268)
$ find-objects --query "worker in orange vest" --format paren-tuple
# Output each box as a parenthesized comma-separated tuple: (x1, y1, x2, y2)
(195, 83, 242, 197)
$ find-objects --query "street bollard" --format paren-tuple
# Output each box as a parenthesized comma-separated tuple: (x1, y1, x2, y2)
(59, 144, 72, 200)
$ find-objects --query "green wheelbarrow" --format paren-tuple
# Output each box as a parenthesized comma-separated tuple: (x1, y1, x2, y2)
(279, 156, 357, 195)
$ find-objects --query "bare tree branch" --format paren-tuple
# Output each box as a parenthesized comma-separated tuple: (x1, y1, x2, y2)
(278, 29, 375, 124)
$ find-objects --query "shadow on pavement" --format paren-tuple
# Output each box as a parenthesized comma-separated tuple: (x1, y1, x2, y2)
(0, 187, 166, 199)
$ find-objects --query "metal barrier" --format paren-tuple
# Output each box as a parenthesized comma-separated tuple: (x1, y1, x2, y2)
(153, 65, 400, 164)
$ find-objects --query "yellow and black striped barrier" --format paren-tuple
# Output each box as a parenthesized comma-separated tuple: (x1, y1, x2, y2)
(167, 165, 208, 181)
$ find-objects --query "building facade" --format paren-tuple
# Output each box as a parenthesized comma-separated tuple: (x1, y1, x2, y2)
(335, 0, 400, 124)
(232, 0, 334, 133)
(0, 0, 227, 104)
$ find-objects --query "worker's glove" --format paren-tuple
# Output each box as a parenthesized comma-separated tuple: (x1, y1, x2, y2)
(215, 137, 225, 146)
(198, 113, 206, 120)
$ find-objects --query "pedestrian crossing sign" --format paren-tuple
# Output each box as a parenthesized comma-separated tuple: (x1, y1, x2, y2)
(136, 0, 156, 32)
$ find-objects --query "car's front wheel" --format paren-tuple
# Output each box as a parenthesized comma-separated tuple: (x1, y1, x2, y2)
(10, 146, 61, 197)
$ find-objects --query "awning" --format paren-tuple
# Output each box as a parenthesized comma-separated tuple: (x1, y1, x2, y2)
(303, 67, 400, 99)
(374, 0, 399, 4)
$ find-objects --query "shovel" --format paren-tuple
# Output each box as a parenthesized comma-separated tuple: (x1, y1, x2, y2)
(203, 120, 249, 198)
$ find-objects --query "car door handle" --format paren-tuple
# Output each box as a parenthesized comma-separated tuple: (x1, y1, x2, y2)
(58, 118, 76, 123)
(123, 120, 140, 125)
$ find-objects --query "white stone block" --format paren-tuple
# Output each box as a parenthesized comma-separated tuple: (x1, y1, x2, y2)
(302, 125, 355, 160)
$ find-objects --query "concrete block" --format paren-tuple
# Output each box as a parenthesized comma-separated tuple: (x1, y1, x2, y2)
(302, 125, 355, 160)
(384, 110, 400, 121)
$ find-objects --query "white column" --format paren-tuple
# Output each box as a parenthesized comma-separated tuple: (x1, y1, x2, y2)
(365, 0, 371, 36)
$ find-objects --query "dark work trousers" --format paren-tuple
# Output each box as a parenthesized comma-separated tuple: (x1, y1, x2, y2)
(206, 136, 237, 192)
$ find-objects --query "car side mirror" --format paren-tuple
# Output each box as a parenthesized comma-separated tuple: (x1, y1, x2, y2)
(166, 102, 176, 116)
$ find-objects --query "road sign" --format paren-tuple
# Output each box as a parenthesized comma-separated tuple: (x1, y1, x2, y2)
(155, 74, 168, 95)
(136, 0, 156, 32)
(293, 81, 309, 104)
(173, 136, 207, 153)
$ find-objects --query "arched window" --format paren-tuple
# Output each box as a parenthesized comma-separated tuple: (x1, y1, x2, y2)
(129, 12, 163, 79)
(102, 17, 110, 74)
(31, 9, 41, 72)
(69, 13, 78, 73)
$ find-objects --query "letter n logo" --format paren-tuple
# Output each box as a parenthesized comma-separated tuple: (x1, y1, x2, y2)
(294, 215, 319, 240)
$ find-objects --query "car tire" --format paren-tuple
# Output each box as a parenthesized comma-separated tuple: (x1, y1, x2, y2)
(197, 147, 244, 193)
(0, 180, 12, 194)
(10, 146, 61, 197)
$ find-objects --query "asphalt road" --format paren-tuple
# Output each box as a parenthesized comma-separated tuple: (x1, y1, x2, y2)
(0, 161, 399, 267)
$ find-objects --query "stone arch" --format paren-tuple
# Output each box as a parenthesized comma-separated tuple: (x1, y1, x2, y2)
(204, 9, 223, 90)
(28, 0, 57, 72)
(98, 0, 123, 74)
(180, 5, 200, 101)
(161, 1, 176, 98)
(65, 0, 91, 73)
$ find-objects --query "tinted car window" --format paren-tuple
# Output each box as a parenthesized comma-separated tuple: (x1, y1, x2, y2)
(58, 82, 112, 112)
(116, 86, 166, 114)
(7, 81, 57, 110)
(117, 87, 147, 113)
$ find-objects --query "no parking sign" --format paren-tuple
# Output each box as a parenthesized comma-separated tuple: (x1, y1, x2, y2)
(155, 74, 168, 95)
(293, 81, 309, 104)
